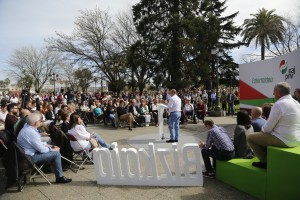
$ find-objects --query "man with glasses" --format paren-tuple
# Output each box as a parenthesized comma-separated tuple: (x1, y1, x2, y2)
(17, 112, 72, 183)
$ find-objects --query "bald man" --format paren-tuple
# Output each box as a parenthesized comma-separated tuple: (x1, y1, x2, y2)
(250, 107, 267, 132)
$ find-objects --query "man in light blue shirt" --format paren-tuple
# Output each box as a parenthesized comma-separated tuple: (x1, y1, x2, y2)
(17, 112, 72, 183)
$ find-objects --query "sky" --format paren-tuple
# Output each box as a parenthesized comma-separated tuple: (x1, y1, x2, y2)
(0, 0, 299, 80)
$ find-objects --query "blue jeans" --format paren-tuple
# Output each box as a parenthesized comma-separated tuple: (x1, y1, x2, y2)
(228, 102, 235, 115)
(109, 113, 115, 126)
(32, 151, 63, 178)
(168, 111, 181, 140)
(92, 133, 110, 149)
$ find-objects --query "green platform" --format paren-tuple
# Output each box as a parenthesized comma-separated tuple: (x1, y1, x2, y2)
(267, 146, 300, 200)
(216, 158, 267, 200)
(216, 146, 300, 200)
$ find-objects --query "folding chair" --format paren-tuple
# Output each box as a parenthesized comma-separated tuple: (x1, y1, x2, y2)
(66, 134, 93, 173)
(14, 142, 51, 186)
(0, 138, 7, 150)
(52, 128, 82, 172)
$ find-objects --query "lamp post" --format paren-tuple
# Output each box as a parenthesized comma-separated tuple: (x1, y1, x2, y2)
(51, 73, 59, 95)
(211, 48, 223, 113)
(93, 77, 97, 94)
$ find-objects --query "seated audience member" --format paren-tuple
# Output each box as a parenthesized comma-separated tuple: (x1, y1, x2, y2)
(45, 104, 55, 121)
(261, 103, 273, 120)
(196, 100, 206, 123)
(140, 99, 151, 126)
(5, 103, 19, 135)
(199, 119, 234, 178)
(68, 103, 77, 114)
(94, 103, 103, 118)
(14, 109, 31, 138)
(234, 110, 254, 158)
(248, 82, 300, 169)
(54, 101, 62, 114)
(149, 99, 158, 126)
(80, 100, 90, 112)
(60, 111, 70, 133)
(68, 114, 112, 151)
(128, 99, 142, 126)
(25, 101, 33, 112)
(293, 88, 300, 103)
(17, 112, 72, 183)
(54, 110, 64, 127)
(106, 100, 116, 127)
(182, 98, 194, 121)
(40, 101, 49, 115)
(117, 100, 134, 131)
(0, 102, 8, 129)
(251, 107, 267, 132)
(31, 100, 37, 111)
(61, 105, 68, 112)
(90, 101, 97, 111)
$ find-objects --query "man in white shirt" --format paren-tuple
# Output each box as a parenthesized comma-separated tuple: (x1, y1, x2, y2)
(166, 89, 182, 143)
(248, 82, 300, 169)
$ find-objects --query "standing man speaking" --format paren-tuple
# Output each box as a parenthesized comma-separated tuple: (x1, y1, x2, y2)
(166, 89, 182, 143)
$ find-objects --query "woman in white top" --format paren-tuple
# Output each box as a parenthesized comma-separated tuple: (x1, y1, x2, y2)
(140, 99, 151, 126)
(68, 114, 111, 152)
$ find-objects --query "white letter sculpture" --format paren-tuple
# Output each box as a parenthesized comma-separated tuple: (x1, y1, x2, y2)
(93, 142, 203, 186)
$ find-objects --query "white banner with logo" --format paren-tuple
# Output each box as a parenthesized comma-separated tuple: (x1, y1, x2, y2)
(239, 49, 299, 108)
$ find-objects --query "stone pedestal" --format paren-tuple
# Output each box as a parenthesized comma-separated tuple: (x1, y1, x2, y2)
(208, 110, 226, 117)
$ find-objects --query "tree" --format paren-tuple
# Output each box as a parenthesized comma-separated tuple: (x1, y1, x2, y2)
(266, 16, 300, 56)
(60, 63, 80, 92)
(47, 8, 127, 93)
(241, 8, 285, 60)
(16, 75, 34, 90)
(0, 78, 10, 88)
(133, 0, 242, 89)
(74, 68, 93, 94)
(7, 46, 61, 92)
(133, 0, 203, 89)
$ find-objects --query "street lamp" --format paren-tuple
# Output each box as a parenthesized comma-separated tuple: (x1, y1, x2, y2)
(50, 73, 59, 95)
(211, 48, 223, 112)
(93, 77, 98, 94)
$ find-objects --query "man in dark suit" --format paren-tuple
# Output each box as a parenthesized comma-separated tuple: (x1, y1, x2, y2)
(45, 104, 55, 121)
(128, 99, 143, 126)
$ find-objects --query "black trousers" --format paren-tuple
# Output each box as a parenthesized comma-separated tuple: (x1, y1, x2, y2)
(201, 147, 234, 172)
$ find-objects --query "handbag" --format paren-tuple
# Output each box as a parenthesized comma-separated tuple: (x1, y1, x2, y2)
(89, 137, 99, 148)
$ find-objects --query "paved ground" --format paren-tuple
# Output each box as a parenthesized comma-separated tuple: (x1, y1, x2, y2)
(1, 116, 257, 200)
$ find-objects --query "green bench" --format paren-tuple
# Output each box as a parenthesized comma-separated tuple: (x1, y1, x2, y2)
(267, 146, 300, 200)
(216, 146, 300, 200)
(216, 157, 267, 200)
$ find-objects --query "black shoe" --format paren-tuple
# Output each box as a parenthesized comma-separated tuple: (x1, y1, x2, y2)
(129, 127, 132, 131)
(174, 140, 178, 142)
(252, 162, 267, 169)
(56, 176, 72, 183)
(202, 171, 215, 179)
(166, 140, 175, 143)
(109, 147, 114, 150)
